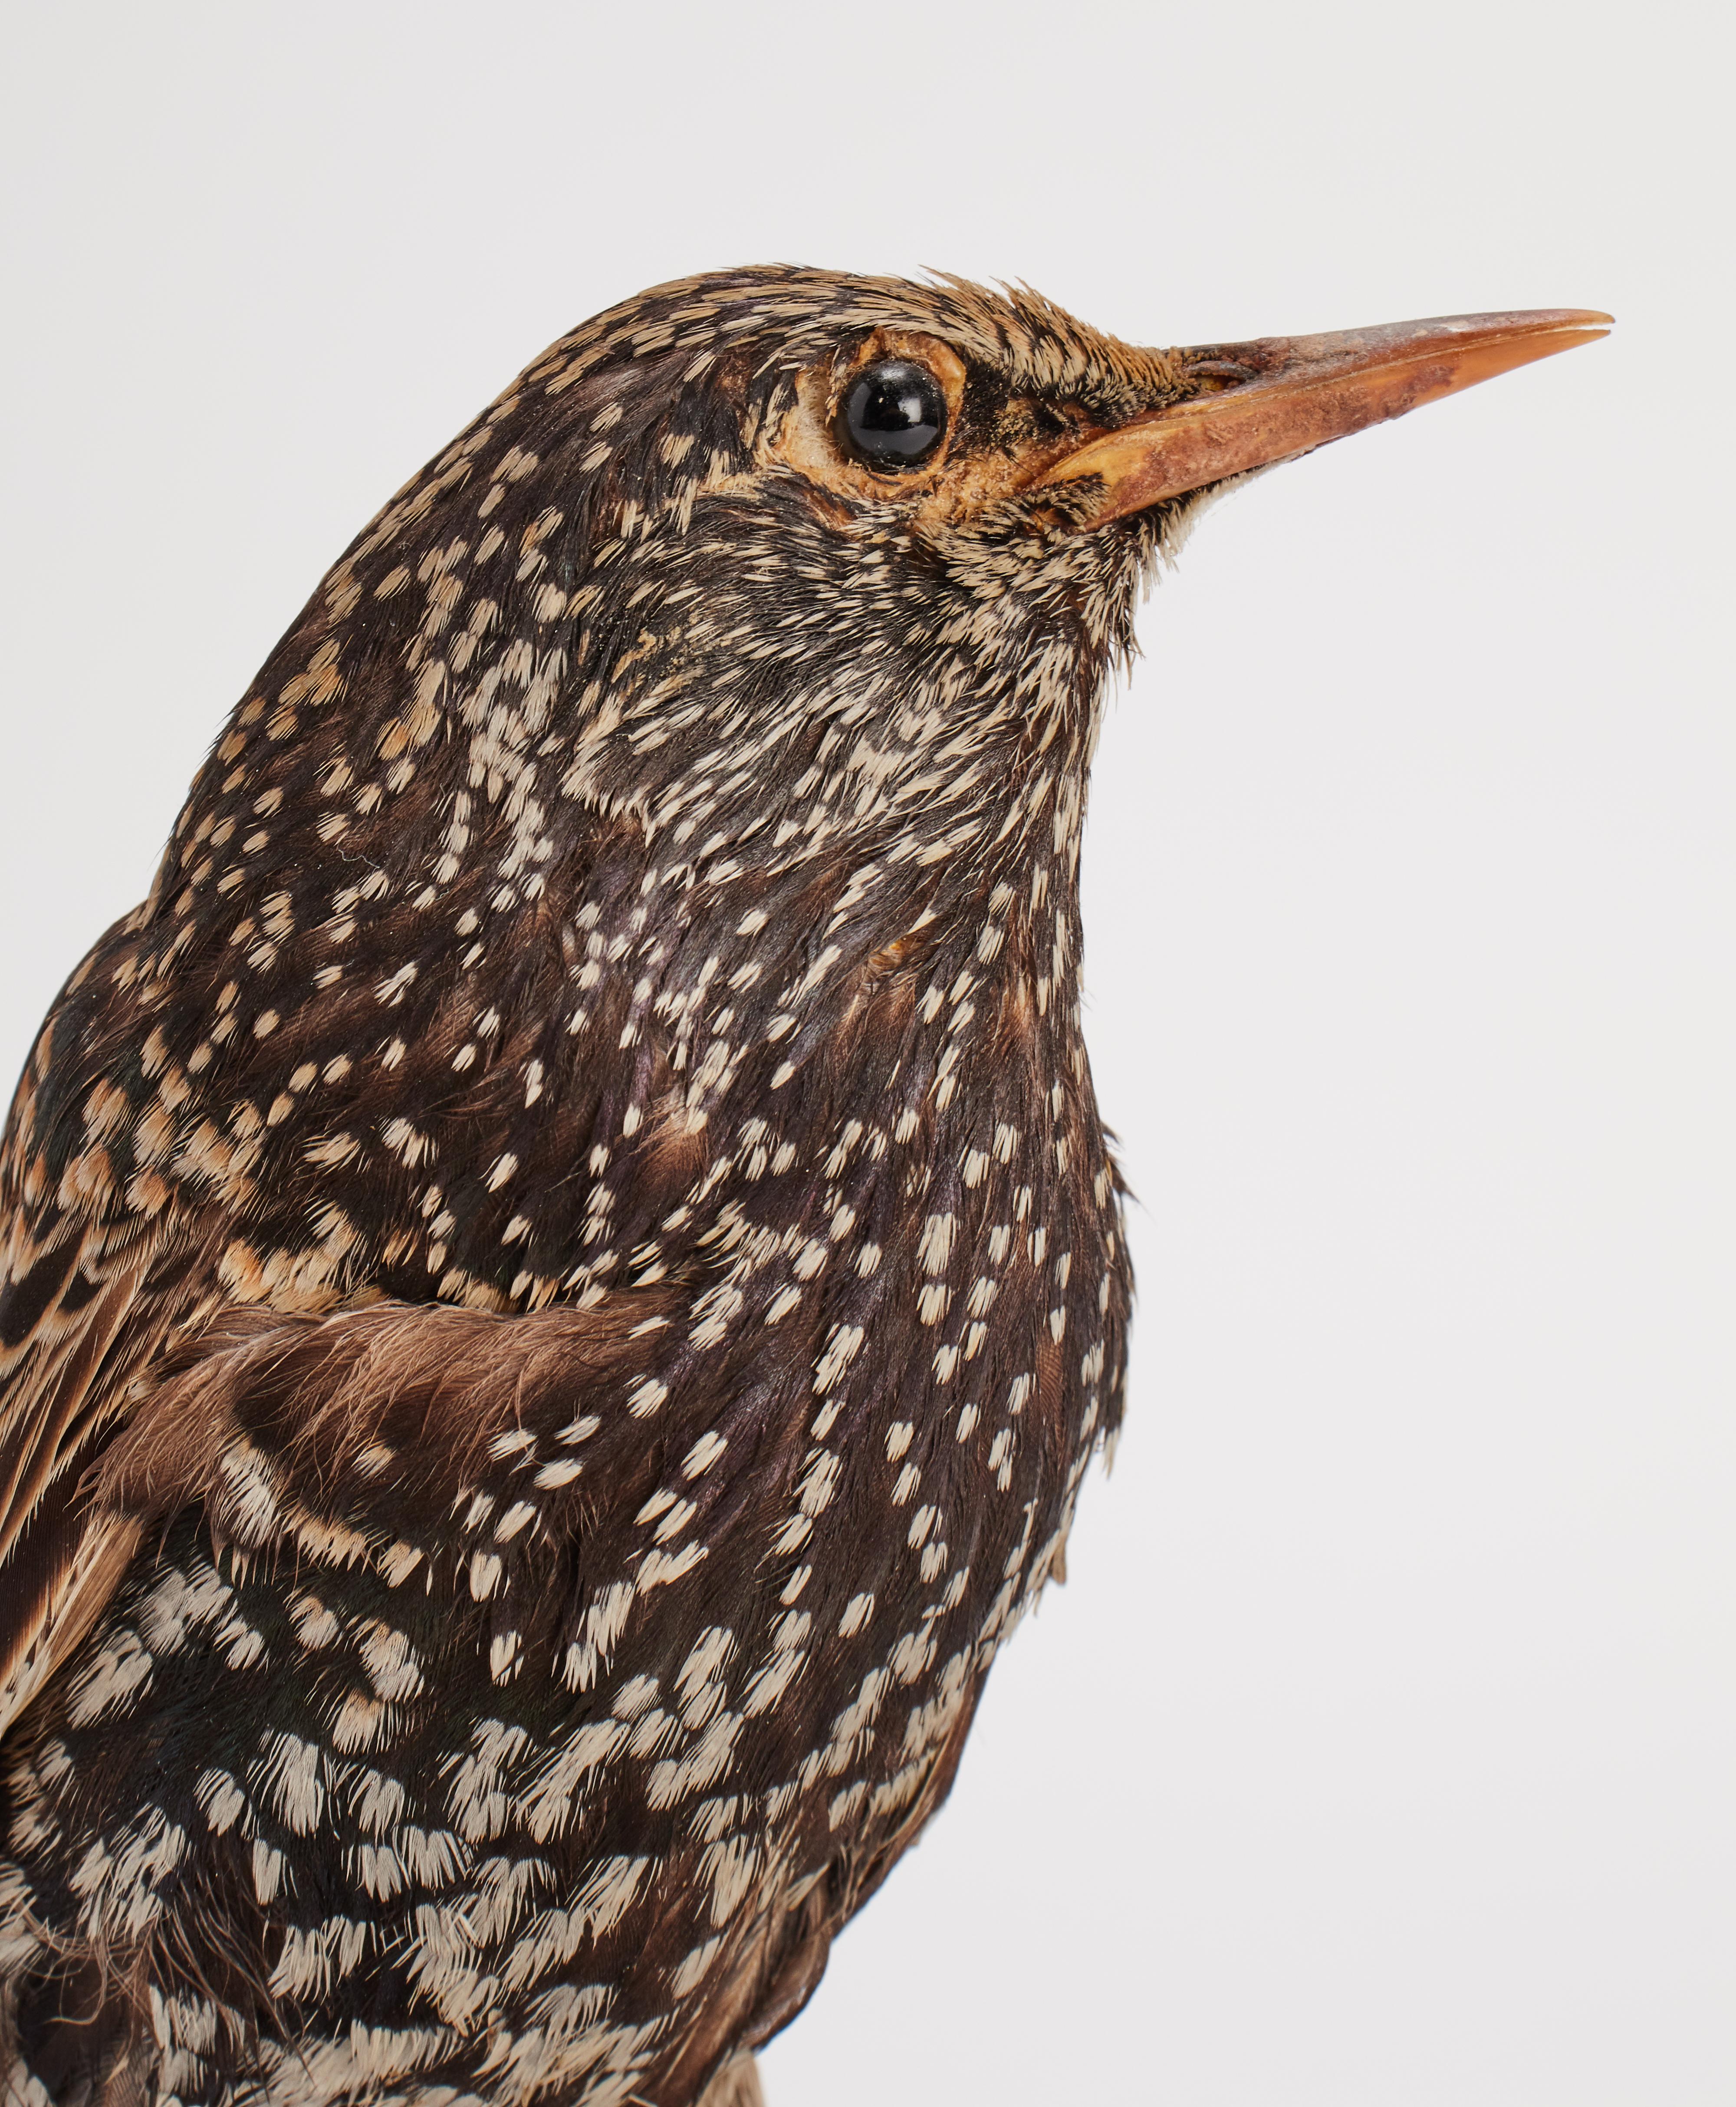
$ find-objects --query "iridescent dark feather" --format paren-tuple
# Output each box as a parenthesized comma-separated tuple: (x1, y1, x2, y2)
(0, 267, 1198, 2106)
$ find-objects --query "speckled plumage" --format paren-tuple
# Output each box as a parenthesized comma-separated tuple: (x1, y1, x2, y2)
(0, 267, 1196, 2107)
(0, 265, 1332, 2105)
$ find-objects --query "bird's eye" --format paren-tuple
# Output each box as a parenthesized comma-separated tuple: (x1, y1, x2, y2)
(838, 360, 948, 472)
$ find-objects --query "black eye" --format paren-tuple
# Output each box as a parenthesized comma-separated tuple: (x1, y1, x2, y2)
(838, 360, 948, 471)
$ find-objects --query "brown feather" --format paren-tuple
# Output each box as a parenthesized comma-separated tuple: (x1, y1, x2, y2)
(0, 265, 1177, 2106)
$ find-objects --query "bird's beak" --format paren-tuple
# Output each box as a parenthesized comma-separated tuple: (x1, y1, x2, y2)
(1031, 309, 1612, 524)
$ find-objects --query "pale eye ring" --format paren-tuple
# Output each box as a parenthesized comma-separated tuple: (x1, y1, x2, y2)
(838, 360, 947, 472)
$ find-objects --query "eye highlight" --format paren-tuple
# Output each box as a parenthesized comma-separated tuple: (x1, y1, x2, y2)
(838, 360, 948, 472)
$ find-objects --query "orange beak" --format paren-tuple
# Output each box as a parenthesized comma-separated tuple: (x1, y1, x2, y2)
(1032, 309, 1613, 523)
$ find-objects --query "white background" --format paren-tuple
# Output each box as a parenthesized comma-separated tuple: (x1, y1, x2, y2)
(1, 4, 1730, 2102)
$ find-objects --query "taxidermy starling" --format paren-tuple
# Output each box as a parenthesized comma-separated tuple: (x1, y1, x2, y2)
(0, 269, 1606, 2106)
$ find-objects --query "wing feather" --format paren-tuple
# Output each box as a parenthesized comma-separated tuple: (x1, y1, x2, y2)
(94, 1290, 682, 1558)
(0, 1222, 167, 1736)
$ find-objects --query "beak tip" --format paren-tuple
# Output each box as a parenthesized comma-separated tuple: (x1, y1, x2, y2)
(1554, 307, 1615, 340)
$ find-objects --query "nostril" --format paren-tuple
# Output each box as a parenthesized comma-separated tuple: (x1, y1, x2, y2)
(1182, 359, 1259, 392)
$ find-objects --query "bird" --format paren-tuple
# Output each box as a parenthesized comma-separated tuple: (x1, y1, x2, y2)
(0, 267, 1607, 2107)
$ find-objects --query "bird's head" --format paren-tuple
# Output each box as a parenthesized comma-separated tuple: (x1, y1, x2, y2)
(175, 269, 1607, 951)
